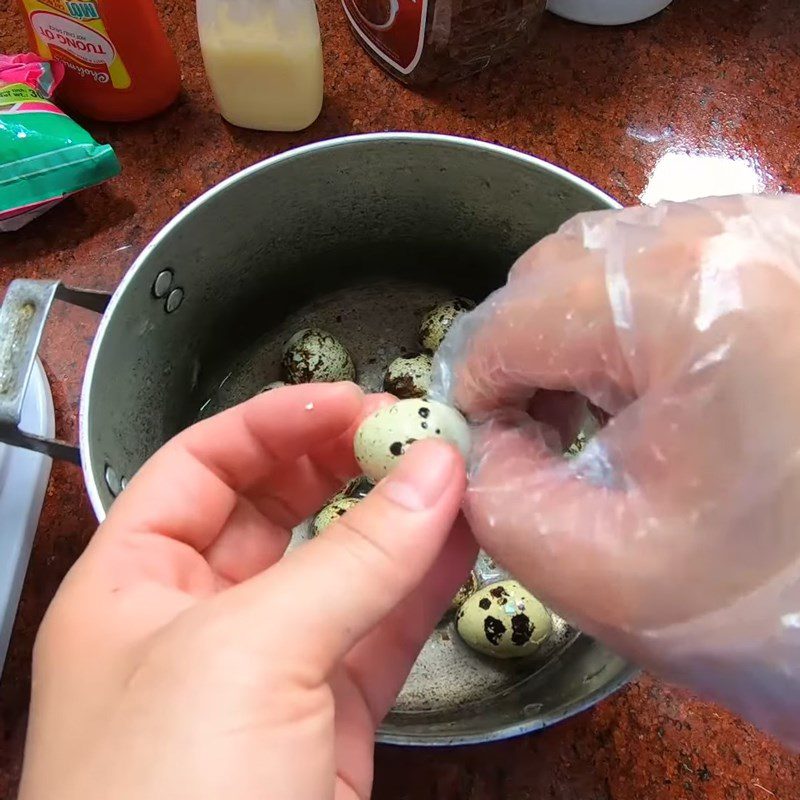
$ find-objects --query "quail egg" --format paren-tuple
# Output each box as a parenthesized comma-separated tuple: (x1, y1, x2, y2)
(259, 380, 288, 393)
(456, 580, 552, 659)
(449, 571, 479, 615)
(383, 353, 432, 399)
(282, 328, 356, 384)
(419, 298, 475, 353)
(312, 496, 361, 536)
(354, 398, 471, 482)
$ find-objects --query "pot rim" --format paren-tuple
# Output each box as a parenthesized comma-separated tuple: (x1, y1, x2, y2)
(378, 664, 639, 746)
(81, 132, 621, 520)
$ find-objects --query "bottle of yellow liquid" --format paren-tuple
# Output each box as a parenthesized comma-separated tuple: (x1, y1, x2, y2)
(197, 0, 324, 132)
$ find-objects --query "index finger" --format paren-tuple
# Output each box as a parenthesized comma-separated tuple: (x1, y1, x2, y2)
(101, 382, 365, 552)
(434, 247, 628, 418)
(439, 197, 751, 418)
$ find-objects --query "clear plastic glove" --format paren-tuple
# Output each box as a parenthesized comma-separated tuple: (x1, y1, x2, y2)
(433, 194, 800, 747)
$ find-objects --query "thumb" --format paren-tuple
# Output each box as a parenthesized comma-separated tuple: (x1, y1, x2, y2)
(464, 414, 637, 636)
(212, 438, 466, 677)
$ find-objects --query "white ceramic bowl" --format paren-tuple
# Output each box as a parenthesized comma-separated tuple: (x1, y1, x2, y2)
(547, 0, 672, 25)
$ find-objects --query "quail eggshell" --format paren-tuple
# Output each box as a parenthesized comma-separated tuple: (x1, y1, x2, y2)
(566, 430, 587, 457)
(330, 475, 374, 503)
(419, 298, 475, 353)
(259, 380, 288, 393)
(449, 571, 479, 615)
(456, 580, 552, 659)
(383, 353, 433, 399)
(354, 399, 471, 482)
(282, 328, 356, 384)
(312, 496, 360, 536)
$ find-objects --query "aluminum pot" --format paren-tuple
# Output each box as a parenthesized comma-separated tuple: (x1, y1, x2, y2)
(0, 133, 635, 745)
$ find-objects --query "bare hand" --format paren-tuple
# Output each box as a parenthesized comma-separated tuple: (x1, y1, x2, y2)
(19, 382, 475, 800)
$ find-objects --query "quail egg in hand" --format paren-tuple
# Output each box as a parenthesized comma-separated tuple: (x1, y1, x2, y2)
(456, 580, 552, 659)
(313, 496, 361, 536)
(383, 353, 432, 399)
(282, 328, 356, 384)
(419, 298, 475, 353)
(354, 398, 471, 482)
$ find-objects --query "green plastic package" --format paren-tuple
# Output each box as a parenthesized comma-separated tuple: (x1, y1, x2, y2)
(0, 53, 120, 232)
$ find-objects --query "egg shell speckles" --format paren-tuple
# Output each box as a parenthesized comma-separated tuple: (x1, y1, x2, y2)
(456, 580, 552, 659)
(354, 399, 471, 482)
(383, 353, 432, 399)
(282, 328, 356, 384)
(419, 298, 475, 353)
(312, 496, 361, 536)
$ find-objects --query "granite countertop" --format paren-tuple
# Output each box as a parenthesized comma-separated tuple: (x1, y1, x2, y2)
(1, 0, 799, 797)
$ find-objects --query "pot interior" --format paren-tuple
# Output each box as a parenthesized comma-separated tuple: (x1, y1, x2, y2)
(83, 134, 633, 744)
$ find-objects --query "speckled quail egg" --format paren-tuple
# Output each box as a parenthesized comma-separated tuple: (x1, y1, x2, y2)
(449, 571, 479, 615)
(419, 298, 475, 353)
(383, 353, 432, 399)
(354, 398, 471, 482)
(282, 328, 356, 384)
(456, 580, 552, 659)
(312, 496, 361, 536)
(259, 380, 288, 393)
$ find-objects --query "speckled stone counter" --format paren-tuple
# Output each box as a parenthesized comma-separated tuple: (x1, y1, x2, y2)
(1, 0, 799, 797)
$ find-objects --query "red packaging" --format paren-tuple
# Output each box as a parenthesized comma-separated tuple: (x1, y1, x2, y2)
(342, 0, 546, 85)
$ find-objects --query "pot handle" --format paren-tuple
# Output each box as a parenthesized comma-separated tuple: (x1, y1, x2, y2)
(0, 280, 110, 465)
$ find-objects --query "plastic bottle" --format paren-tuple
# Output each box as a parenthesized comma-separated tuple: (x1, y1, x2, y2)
(342, 0, 546, 85)
(197, 0, 324, 132)
(17, 0, 181, 122)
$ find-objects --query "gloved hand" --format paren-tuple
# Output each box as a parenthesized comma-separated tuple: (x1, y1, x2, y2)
(433, 193, 800, 747)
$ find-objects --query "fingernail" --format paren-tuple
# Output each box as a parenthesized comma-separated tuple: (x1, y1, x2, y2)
(382, 440, 459, 511)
